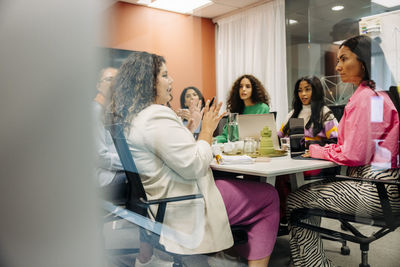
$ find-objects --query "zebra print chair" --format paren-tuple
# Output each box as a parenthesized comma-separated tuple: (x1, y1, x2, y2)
(290, 174, 400, 267)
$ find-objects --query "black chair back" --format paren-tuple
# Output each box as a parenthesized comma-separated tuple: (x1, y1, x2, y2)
(328, 104, 345, 122)
(270, 111, 277, 120)
(108, 123, 147, 216)
(213, 115, 228, 137)
(288, 118, 305, 157)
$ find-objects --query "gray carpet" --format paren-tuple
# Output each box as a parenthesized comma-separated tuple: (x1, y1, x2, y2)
(104, 218, 400, 267)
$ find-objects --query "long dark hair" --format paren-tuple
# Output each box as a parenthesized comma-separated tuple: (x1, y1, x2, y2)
(227, 74, 270, 114)
(341, 35, 400, 144)
(340, 35, 373, 86)
(107, 51, 165, 130)
(180, 86, 205, 109)
(282, 76, 329, 137)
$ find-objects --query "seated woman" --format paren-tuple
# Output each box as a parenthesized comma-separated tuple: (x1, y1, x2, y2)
(93, 67, 127, 200)
(215, 74, 271, 143)
(276, 76, 339, 225)
(287, 35, 400, 267)
(177, 86, 205, 138)
(108, 51, 280, 267)
(278, 76, 338, 147)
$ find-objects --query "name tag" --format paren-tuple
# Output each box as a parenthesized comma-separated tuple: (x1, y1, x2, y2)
(370, 95, 383, 123)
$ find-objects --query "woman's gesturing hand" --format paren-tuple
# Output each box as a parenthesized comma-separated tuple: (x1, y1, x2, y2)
(198, 98, 227, 144)
(187, 99, 203, 133)
(177, 108, 191, 121)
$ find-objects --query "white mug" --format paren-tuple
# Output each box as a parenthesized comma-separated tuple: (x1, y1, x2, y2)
(235, 140, 244, 153)
(223, 142, 237, 154)
(212, 143, 223, 156)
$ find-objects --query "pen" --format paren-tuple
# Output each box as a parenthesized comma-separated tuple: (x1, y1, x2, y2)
(209, 97, 215, 106)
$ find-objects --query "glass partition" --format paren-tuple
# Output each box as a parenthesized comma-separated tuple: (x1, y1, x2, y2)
(285, 0, 400, 111)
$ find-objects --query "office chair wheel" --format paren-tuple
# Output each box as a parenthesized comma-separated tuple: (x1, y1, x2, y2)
(341, 245, 350, 255)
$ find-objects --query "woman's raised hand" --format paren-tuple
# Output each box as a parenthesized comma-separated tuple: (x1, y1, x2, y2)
(187, 99, 203, 133)
(176, 108, 191, 121)
(198, 98, 227, 144)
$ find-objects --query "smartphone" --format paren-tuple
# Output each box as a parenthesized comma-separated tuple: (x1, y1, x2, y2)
(209, 97, 215, 106)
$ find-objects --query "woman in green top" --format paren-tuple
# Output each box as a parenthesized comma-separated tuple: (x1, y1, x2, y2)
(216, 74, 271, 143)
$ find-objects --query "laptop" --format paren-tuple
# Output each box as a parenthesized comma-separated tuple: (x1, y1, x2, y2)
(238, 113, 280, 150)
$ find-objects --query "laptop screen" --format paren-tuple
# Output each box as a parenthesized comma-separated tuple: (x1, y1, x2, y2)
(238, 113, 280, 150)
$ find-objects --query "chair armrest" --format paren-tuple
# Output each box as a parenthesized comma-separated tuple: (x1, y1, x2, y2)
(334, 175, 400, 185)
(140, 194, 203, 205)
(335, 175, 399, 230)
(139, 194, 203, 225)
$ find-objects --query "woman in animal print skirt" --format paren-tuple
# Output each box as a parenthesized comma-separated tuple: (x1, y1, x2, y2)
(286, 35, 400, 267)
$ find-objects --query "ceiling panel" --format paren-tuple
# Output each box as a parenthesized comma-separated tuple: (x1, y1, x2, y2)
(119, 0, 400, 44)
(120, 0, 139, 4)
(286, 0, 400, 44)
(193, 3, 237, 18)
(212, 0, 265, 8)
(119, 0, 268, 18)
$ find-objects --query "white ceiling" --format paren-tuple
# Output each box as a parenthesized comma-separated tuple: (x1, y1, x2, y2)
(119, 0, 400, 44)
(120, 0, 267, 18)
(286, 0, 400, 44)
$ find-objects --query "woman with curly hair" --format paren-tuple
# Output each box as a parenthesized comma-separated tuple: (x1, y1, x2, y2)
(107, 51, 279, 267)
(215, 74, 271, 143)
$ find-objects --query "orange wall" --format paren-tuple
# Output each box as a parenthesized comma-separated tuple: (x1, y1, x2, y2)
(106, 2, 216, 110)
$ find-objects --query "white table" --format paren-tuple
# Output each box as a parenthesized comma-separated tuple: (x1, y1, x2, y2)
(210, 155, 338, 190)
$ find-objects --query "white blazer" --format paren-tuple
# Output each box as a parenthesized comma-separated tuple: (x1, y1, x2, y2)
(127, 104, 233, 254)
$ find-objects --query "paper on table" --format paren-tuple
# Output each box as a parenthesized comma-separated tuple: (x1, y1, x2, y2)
(217, 154, 255, 165)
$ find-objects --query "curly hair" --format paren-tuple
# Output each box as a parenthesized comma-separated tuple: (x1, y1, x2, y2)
(282, 76, 330, 136)
(107, 51, 165, 130)
(180, 86, 205, 109)
(226, 74, 270, 114)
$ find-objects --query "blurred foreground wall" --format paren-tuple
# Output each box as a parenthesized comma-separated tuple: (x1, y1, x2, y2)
(0, 0, 103, 266)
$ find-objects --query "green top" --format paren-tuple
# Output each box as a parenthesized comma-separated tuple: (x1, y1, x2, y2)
(215, 102, 270, 143)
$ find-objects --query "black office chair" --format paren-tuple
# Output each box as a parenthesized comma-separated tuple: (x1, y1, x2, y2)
(213, 115, 228, 137)
(328, 104, 346, 122)
(100, 151, 135, 265)
(270, 111, 277, 121)
(107, 123, 247, 267)
(289, 174, 400, 267)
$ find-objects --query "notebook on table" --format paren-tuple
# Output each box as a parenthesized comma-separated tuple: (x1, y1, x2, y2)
(237, 113, 280, 150)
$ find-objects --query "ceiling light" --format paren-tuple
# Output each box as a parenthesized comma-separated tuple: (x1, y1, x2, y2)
(137, 0, 152, 4)
(372, 0, 400, 8)
(333, 40, 345, 45)
(331, 5, 344, 11)
(289, 19, 298, 25)
(149, 0, 212, 14)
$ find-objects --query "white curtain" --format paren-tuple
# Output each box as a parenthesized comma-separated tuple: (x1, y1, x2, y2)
(215, 0, 288, 125)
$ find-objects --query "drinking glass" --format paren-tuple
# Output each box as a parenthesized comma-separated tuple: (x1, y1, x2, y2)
(244, 137, 256, 156)
(281, 137, 290, 151)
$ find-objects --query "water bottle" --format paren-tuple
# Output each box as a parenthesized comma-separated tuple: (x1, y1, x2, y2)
(227, 112, 239, 142)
